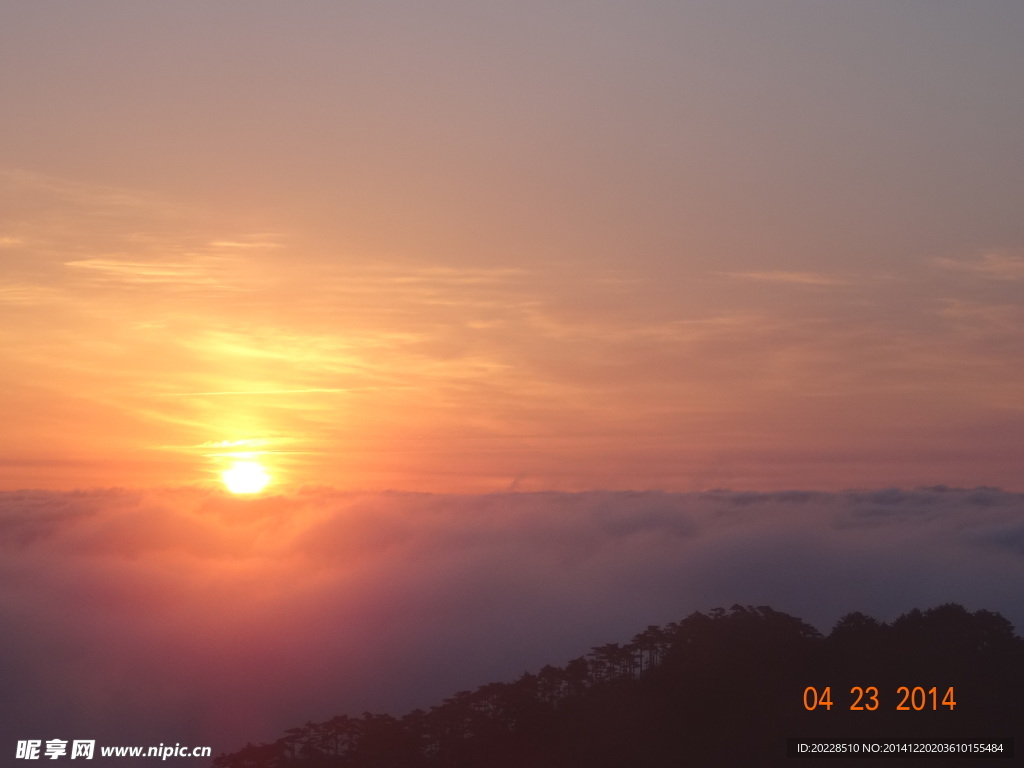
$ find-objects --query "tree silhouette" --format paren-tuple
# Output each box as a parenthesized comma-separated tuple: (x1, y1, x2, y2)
(212, 604, 1023, 768)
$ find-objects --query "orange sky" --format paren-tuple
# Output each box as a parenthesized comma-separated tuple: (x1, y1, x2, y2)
(2, 4, 1023, 492)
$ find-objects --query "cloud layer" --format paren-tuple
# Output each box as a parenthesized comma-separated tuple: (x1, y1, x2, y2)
(2, 486, 1023, 754)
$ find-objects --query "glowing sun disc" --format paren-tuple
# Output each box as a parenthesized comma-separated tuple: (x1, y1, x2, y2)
(222, 461, 270, 494)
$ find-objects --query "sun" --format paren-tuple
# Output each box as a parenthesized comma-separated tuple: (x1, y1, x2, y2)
(221, 461, 271, 494)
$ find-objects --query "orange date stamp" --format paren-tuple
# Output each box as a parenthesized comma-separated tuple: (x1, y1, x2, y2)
(803, 685, 957, 711)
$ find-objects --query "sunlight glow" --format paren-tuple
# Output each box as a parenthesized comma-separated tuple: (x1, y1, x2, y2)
(221, 461, 271, 494)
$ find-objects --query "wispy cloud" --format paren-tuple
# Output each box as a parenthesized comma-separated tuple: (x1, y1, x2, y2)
(159, 388, 356, 397)
(0, 283, 60, 305)
(934, 253, 1024, 281)
(209, 237, 284, 249)
(5, 170, 1024, 493)
(64, 257, 242, 288)
(718, 270, 850, 286)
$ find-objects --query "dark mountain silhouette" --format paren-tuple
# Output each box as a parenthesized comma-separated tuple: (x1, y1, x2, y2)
(212, 604, 1022, 767)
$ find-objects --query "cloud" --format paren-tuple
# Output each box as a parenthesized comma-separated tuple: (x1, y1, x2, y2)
(935, 252, 1024, 281)
(208, 238, 283, 249)
(717, 270, 850, 286)
(63, 257, 242, 289)
(1, 487, 1022, 755)
(0, 283, 60, 306)
(0, 169, 167, 214)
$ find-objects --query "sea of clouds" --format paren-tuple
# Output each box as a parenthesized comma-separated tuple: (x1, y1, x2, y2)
(2, 486, 1023, 755)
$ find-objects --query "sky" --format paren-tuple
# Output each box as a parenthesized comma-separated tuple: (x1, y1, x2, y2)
(3, 1, 1023, 493)
(2, 0, 1024, 759)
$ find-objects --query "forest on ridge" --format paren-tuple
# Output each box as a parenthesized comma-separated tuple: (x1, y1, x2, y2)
(212, 604, 1023, 767)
